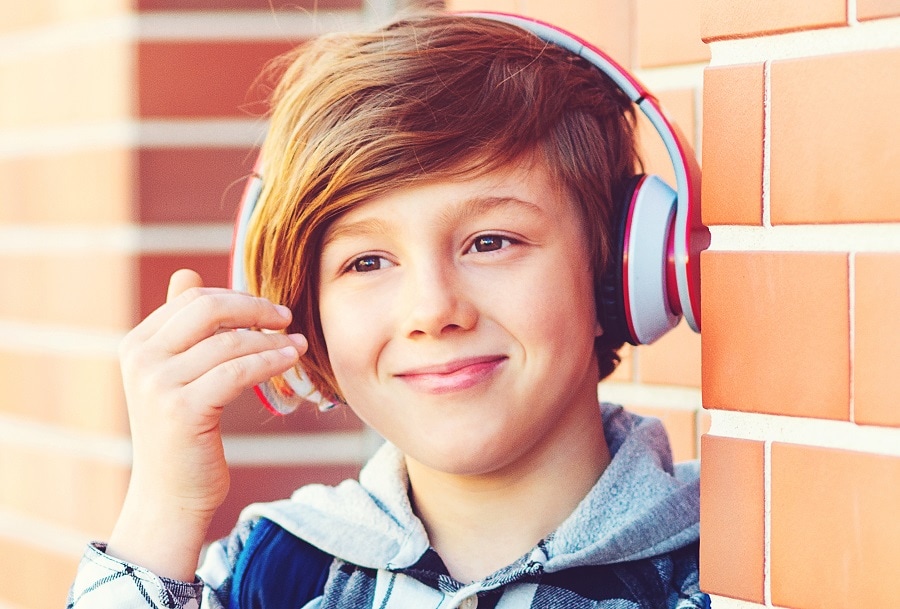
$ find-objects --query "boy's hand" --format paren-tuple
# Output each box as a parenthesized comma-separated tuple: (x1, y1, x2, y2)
(107, 269, 306, 580)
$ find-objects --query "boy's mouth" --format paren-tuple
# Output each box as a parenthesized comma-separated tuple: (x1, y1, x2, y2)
(394, 355, 507, 394)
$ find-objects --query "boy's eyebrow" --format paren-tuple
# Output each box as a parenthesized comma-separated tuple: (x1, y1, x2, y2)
(322, 195, 546, 247)
(322, 217, 393, 247)
(439, 195, 546, 227)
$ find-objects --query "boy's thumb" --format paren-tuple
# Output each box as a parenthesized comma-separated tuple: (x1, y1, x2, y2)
(166, 269, 204, 303)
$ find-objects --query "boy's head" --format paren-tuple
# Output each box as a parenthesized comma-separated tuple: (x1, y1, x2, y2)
(244, 12, 640, 405)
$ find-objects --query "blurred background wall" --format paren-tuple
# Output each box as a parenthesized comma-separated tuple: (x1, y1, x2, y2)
(0, 0, 897, 607)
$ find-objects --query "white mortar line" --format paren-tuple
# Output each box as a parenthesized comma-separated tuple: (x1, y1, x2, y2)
(0, 224, 233, 255)
(706, 595, 771, 609)
(761, 60, 772, 228)
(707, 410, 900, 457)
(848, 253, 857, 423)
(0, 320, 124, 356)
(0, 119, 267, 159)
(708, 224, 900, 253)
(600, 382, 702, 409)
(222, 431, 379, 465)
(0, 506, 92, 559)
(138, 10, 371, 41)
(0, 11, 374, 60)
(0, 413, 132, 465)
(763, 440, 773, 606)
(848, 0, 859, 25)
(633, 62, 707, 92)
(707, 16, 900, 66)
(0, 410, 378, 468)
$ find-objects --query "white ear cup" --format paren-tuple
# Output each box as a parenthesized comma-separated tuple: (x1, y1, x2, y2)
(622, 176, 680, 344)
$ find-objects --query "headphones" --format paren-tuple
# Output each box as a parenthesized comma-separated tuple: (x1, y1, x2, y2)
(231, 12, 709, 415)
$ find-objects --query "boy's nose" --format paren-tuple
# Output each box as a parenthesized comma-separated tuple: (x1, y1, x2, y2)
(400, 265, 477, 339)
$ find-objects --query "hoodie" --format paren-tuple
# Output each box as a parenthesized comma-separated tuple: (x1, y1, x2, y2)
(67, 404, 708, 609)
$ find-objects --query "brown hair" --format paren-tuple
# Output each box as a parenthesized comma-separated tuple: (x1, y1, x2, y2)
(245, 11, 639, 403)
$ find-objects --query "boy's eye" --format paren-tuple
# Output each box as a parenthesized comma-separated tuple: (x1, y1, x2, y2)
(348, 255, 391, 273)
(469, 235, 511, 253)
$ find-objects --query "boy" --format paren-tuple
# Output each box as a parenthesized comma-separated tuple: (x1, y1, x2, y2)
(69, 11, 707, 609)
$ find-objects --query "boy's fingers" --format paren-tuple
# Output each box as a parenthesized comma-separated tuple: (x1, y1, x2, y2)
(181, 346, 303, 409)
(153, 293, 293, 356)
(166, 331, 308, 385)
(167, 269, 204, 303)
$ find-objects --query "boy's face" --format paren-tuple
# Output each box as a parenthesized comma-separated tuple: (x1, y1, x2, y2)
(318, 159, 604, 476)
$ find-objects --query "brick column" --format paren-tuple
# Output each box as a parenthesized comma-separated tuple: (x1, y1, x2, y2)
(699, 2, 900, 608)
(0, 2, 394, 607)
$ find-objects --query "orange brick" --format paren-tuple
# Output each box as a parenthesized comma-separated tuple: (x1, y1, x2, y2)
(0, 40, 133, 129)
(699, 435, 765, 603)
(636, 0, 710, 68)
(138, 41, 295, 118)
(700, 0, 847, 40)
(0, 535, 80, 608)
(0, 443, 129, 537)
(771, 443, 900, 609)
(0, 253, 134, 329)
(637, 321, 701, 388)
(626, 406, 698, 461)
(857, 0, 900, 20)
(0, 148, 133, 224)
(0, 351, 128, 435)
(138, 253, 230, 322)
(209, 463, 362, 540)
(770, 49, 900, 224)
(701, 251, 850, 420)
(138, 147, 256, 223)
(701, 63, 765, 226)
(854, 253, 900, 427)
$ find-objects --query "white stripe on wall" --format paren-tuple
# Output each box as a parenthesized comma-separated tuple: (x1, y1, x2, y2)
(708, 15, 900, 67)
(0, 506, 91, 559)
(0, 10, 380, 61)
(0, 119, 267, 159)
(0, 224, 233, 254)
(601, 381, 702, 410)
(709, 224, 900, 253)
(706, 595, 768, 609)
(0, 410, 381, 467)
(0, 320, 124, 356)
(222, 430, 382, 466)
(708, 410, 900, 458)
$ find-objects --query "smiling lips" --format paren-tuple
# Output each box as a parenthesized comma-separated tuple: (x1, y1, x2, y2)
(395, 355, 507, 394)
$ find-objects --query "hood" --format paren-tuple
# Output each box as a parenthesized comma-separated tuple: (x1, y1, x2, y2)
(239, 403, 700, 572)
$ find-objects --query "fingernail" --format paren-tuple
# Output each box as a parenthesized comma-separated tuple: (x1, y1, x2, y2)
(277, 345, 297, 357)
(288, 333, 308, 348)
(275, 304, 292, 319)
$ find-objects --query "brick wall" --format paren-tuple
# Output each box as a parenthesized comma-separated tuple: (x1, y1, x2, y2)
(2, 0, 897, 607)
(698, 1, 900, 608)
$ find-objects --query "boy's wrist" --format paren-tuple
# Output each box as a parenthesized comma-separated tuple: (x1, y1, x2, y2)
(107, 492, 213, 582)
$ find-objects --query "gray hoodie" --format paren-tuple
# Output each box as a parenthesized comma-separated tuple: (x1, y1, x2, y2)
(196, 403, 708, 608)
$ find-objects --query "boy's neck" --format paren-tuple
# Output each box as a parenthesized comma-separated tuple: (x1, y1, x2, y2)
(405, 396, 610, 584)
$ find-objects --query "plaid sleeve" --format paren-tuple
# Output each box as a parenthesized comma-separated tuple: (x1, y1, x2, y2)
(67, 543, 202, 609)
